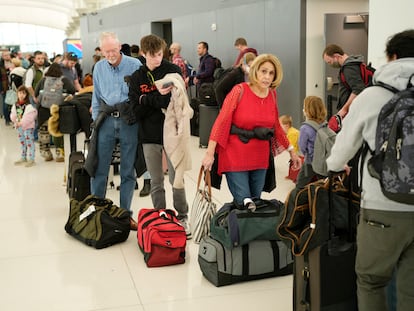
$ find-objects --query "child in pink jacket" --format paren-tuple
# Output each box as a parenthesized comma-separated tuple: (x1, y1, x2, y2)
(10, 85, 38, 167)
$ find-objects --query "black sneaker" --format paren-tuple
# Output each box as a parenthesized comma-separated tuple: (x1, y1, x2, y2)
(139, 179, 151, 197)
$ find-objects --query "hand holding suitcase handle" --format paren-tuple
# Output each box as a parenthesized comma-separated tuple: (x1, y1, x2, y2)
(197, 166, 213, 202)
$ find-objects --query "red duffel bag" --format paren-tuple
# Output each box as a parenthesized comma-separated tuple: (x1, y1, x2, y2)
(137, 208, 186, 267)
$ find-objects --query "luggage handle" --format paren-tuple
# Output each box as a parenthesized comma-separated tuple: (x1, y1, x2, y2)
(196, 166, 213, 202)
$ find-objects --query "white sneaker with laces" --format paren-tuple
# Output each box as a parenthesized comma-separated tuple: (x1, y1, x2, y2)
(179, 217, 192, 240)
(243, 198, 257, 211)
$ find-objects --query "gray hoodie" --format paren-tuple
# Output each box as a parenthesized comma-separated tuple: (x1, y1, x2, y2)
(337, 54, 366, 109)
(327, 57, 414, 212)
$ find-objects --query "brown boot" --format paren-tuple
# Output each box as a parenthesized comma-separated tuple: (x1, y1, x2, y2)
(129, 217, 138, 231)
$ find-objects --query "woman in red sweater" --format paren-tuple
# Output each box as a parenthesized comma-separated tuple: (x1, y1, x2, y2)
(202, 53, 301, 207)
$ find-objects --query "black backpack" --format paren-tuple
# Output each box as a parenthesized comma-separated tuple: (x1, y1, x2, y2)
(213, 67, 233, 84)
(366, 73, 414, 204)
(198, 83, 216, 106)
(211, 56, 222, 72)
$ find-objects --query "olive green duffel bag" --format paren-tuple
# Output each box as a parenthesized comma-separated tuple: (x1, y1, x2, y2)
(65, 195, 130, 249)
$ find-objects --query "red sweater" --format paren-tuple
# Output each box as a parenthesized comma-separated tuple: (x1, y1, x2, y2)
(210, 82, 289, 174)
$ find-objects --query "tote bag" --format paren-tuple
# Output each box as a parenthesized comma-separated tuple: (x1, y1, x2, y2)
(191, 166, 217, 243)
(5, 89, 17, 106)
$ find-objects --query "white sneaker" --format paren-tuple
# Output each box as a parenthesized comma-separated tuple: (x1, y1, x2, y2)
(243, 198, 257, 211)
(25, 160, 36, 167)
(14, 158, 27, 165)
(179, 217, 192, 240)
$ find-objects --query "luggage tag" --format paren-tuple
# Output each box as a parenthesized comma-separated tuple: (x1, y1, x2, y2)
(79, 204, 96, 222)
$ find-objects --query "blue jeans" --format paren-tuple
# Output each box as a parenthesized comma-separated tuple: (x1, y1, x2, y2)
(91, 116, 138, 212)
(2, 95, 11, 124)
(225, 169, 267, 205)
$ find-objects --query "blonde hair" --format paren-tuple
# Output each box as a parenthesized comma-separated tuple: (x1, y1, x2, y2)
(303, 96, 327, 123)
(279, 115, 293, 127)
(11, 58, 21, 67)
(248, 53, 283, 89)
(170, 42, 181, 52)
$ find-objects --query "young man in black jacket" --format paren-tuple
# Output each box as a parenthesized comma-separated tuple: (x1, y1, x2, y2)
(129, 34, 192, 238)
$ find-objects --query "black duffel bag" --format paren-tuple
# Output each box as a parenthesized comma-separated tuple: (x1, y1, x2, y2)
(277, 174, 360, 256)
(65, 195, 130, 249)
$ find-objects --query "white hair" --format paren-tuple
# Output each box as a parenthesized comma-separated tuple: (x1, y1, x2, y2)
(99, 32, 120, 47)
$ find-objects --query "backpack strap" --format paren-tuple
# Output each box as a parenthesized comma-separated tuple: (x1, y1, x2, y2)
(407, 73, 414, 88)
(376, 73, 414, 93)
(303, 120, 320, 132)
(375, 81, 399, 94)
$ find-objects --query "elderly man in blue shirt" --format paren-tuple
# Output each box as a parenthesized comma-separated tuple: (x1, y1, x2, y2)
(90, 31, 142, 230)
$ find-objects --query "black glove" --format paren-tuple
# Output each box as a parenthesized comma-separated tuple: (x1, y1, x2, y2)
(230, 124, 255, 144)
(253, 127, 274, 140)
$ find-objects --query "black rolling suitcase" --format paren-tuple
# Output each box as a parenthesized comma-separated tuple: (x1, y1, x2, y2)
(67, 138, 90, 201)
(199, 104, 219, 148)
(190, 97, 200, 137)
(292, 174, 359, 311)
(293, 242, 357, 311)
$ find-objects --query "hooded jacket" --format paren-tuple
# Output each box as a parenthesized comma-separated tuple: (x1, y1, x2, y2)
(337, 55, 366, 109)
(129, 59, 181, 144)
(327, 57, 414, 212)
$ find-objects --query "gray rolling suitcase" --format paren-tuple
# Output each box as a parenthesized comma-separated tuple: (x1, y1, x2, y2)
(198, 235, 293, 287)
(199, 104, 219, 148)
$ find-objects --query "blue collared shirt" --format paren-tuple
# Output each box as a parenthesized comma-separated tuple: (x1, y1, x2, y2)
(92, 54, 142, 120)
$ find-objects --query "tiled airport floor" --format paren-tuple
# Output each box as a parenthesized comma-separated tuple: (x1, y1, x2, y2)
(0, 119, 295, 311)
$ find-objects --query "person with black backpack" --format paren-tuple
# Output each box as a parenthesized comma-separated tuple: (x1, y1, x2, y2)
(214, 52, 257, 108)
(326, 29, 414, 311)
(185, 41, 215, 89)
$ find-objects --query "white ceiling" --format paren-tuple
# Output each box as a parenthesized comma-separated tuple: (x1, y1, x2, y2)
(0, 0, 127, 35)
